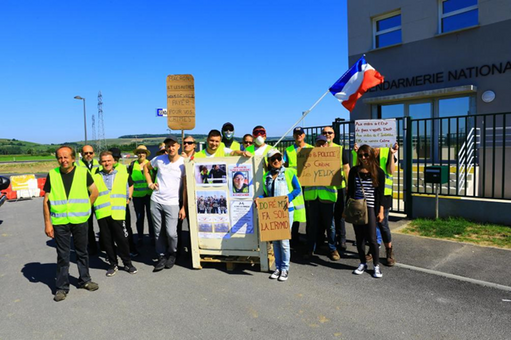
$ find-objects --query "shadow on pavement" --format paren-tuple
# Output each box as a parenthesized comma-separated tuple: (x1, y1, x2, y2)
(20, 262, 79, 293)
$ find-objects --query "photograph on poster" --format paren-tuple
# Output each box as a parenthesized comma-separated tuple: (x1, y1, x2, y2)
(197, 190, 228, 215)
(195, 163, 227, 186)
(199, 223, 213, 232)
(198, 214, 230, 239)
(228, 164, 253, 198)
(214, 223, 229, 233)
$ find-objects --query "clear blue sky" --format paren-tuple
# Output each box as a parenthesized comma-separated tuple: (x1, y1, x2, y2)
(1, 0, 349, 144)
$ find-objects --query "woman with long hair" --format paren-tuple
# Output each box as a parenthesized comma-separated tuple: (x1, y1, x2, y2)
(347, 144, 386, 278)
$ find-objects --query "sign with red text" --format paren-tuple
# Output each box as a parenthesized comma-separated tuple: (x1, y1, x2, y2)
(166, 74, 195, 130)
(355, 119, 396, 148)
(296, 147, 342, 187)
(257, 196, 290, 242)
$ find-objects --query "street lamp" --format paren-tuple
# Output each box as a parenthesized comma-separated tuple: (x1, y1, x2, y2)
(74, 96, 87, 144)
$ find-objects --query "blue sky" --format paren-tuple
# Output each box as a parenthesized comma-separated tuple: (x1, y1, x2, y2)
(1, 1, 349, 144)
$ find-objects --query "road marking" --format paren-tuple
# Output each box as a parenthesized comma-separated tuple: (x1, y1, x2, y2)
(395, 263, 511, 292)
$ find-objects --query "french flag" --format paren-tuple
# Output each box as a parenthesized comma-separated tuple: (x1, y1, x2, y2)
(329, 55, 384, 112)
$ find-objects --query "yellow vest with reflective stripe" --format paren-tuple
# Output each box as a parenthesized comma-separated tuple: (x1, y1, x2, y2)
(48, 167, 91, 225)
(285, 143, 312, 170)
(287, 168, 306, 222)
(330, 143, 346, 189)
(76, 159, 100, 173)
(379, 148, 393, 196)
(93, 170, 128, 220)
(303, 185, 338, 203)
(220, 141, 241, 152)
(131, 161, 151, 197)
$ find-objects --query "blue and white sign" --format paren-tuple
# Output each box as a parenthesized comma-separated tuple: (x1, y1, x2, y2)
(156, 108, 167, 117)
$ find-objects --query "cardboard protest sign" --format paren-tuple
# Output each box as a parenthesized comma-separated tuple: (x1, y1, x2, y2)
(166, 74, 195, 130)
(355, 119, 396, 148)
(296, 147, 342, 186)
(257, 196, 290, 242)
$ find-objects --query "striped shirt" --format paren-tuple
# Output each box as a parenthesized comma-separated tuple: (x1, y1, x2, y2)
(354, 172, 376, 208)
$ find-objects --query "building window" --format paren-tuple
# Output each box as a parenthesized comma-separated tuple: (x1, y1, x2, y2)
(373, 11, 401, 49)
(439, 0, 478, 33)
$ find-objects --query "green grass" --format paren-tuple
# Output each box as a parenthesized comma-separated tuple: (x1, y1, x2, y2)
(402, 217, 511, 249)
(0, 155, 55, 161)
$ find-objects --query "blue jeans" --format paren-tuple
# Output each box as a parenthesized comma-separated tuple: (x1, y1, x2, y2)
(377, 207, 392, 244)
(306, 199, 336, 252)
(273, 211, 293, 271)
(151, 201, 179, 256)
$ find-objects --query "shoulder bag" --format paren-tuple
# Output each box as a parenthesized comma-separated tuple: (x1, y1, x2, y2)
(344, 172, 368, 225)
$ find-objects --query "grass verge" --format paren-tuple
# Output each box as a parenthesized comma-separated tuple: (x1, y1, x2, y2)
(398, 217, 511, 249)
(0, 161, 56, 174)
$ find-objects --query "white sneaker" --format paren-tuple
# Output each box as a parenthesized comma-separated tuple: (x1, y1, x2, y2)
(353, 263, 367, 275)
(373, 265, 383, 278)
(278, 270, 288, 281)
(269, 269, 280, 279)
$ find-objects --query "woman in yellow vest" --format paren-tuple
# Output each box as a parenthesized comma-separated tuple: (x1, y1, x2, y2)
(129, 145, 154, 246)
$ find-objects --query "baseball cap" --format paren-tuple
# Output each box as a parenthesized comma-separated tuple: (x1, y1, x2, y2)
(108, 147, 122, 159)
(315, 135, 328, 143)
(163, 135, 178, 144)
(293, 127, 305, 135)
(222, 122, 234, 131)
(266, 148, 282, 159)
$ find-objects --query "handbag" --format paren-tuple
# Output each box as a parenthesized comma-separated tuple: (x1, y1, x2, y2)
(344, 172, 368, 225)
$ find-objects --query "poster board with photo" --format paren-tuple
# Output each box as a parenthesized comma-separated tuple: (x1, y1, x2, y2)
(185, 155, 269, 271)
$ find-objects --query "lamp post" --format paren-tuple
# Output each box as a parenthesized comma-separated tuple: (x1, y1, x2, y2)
(74, 96, 87, 144)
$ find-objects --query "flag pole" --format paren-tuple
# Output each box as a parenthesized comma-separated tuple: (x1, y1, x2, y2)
(273, 90, 330, 148)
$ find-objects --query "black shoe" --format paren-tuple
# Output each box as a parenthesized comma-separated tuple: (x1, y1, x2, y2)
(153, 256, 166, 272)
(123, 264, 138, 274)
(165, 255, 176, 269)
(54, 290, 67, 302)
(339, 242, 347, 251)
(106, 265, 118, 277)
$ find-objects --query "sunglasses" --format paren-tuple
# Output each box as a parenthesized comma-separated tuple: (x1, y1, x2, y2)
(243, 141, 253, 145)
(270, 155, 282, 162)
(358, 153, 370, 158)
(136, 152, 146, 155)
(183, 141, 195, 145)
(253, 129, 266, 136)
(83, 152, 94, 155)
(322, 131, 334, 135)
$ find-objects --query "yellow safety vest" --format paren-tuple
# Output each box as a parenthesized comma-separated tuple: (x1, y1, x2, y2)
(285, 143, 312, 170)
(131, 161, 151, 197)
(194, 148, 226, 158)
(93, 170, 129, 220)
(379, 148, 394, 196)
(76, 159, 100, 173)
(220, 141, 241, 152)
(303, 185, 338, 203)
(330, 142, 346, 189)
(48, 167, 91, 225)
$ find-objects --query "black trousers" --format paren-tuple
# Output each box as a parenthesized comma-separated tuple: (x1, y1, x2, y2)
(334, 188, 347, 245)
(125, 203, 137, 253)
(86, 207, 98, 252)
(54, 222, 91, 292)
(133, 195, 154, 240)
(97, 217, 132, 267)
(354, 207, 380, 266)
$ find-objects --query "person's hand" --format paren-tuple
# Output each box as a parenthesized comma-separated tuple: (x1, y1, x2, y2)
(150, 183, 159, 190)
(254, 198, 259, 209)
(179, 207, 186, 220)
(391, 143, 399, 154)
(377, 211, 384, 223)
(353, 143, 359, 152)
(45, 222, 54, 238)
(242, 151, 252, 157)
(285, 196, 289, 209)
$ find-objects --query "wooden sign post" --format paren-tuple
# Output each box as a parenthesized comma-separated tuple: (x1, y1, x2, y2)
(257, 196, 290, 242)
(296, 147, 342, 186)
(166, 74, 196, 130)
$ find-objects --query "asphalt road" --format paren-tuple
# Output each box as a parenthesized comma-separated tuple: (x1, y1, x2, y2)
(0, 198, 510, 340)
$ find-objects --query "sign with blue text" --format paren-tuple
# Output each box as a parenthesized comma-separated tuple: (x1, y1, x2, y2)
(156, 108, 167, 117)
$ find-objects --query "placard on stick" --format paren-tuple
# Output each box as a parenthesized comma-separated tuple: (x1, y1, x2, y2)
(355, 119, 396, 148)
(257, 196, 290, 242)
(296, 147, 342, 186)
(166, 74, 196, 130)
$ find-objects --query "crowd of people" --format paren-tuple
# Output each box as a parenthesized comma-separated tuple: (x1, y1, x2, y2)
(42, 121, 398, 301)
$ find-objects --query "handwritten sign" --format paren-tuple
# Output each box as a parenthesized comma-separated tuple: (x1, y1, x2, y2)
(355, 119, 396, 148)
(166, 74, 195, 130)
(257, 196, 290, 242)
(296, 147, 342, 187)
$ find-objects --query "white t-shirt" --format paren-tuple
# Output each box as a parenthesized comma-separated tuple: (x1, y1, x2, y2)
(150, 155, 185, 206)
(254, 144, 271, 156)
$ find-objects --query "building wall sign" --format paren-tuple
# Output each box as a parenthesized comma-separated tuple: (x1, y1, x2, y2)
(369, 60, 511, 93)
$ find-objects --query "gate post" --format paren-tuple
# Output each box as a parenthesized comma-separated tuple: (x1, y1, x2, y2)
(405, 116, 413, 217)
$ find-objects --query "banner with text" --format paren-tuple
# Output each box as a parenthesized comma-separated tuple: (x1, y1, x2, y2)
(355, 119, 396, 148)
(296, 147, 342, 187)
(257, 196, 290, 242)
(167, 74, 196, 130)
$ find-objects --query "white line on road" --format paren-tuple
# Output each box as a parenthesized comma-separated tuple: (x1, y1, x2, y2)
(395, 263, 511, 292)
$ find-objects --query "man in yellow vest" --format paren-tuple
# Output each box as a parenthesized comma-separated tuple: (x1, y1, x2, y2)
(303, 136, 340, 261)
(196, 130, 251, 158)
(109, 147, 138, 257)
(245, 126, 273, 157)
(322, 126, 351, 252)
(353, 142, 398, 266)
(219, 122, 241, 154)
(129, 145, 154, 247)
(283, 127, 311, 250)
(77, 145, 100, 255)
(43, 146, 99, 302)
(94, 151, 137, 277)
